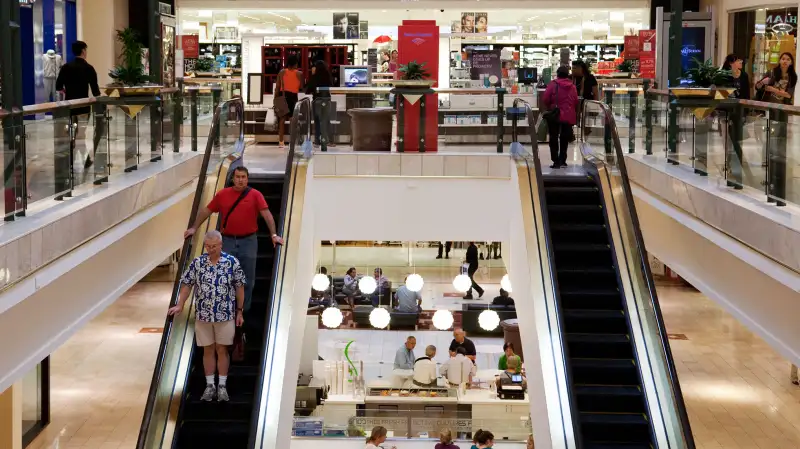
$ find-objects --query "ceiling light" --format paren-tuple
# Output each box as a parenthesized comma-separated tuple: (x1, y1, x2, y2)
(321, 307, 343, 328)
(369, 307, 391, 329)
(359, 276, 377, 295)
(406, 274, 424, 292)
(312, 273, 330, 292)
(478, 310, 501, 331)
(453, 274, 472, 293)
(501, 274, 512, 292)
(432, 310, 454, 331)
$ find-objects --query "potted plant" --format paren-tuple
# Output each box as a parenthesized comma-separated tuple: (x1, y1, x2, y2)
(106, 28, 159, 95)
(673, 57, 736, 99)
(395, 60, 435, 87)
(616, 60, 635, 77)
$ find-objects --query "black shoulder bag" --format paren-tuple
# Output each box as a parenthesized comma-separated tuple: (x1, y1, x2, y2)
(543, 82, 561, 124)
(221, 187, 252, 234)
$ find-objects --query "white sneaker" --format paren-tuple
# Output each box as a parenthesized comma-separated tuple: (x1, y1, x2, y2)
(217, 385, 230, 402)
(201, 384, 216, 401)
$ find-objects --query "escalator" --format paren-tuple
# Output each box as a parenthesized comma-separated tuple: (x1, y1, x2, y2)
(174, 174, 286, 448)
(515, 99, 695, 448)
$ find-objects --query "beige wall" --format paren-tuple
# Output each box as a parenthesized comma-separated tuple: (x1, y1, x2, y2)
(0, 382, 23, 449)
(77, 0, 128, 86)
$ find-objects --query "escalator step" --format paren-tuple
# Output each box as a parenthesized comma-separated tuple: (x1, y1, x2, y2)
(584, 443, 653, 449)
(563, 310, 628, 334)
(566, 333, 633, 359)
(575, 385, 646, 414)
(571, 358, 639, 385)
(183, 392, 255, 421)
(176, 421, 249, 449)
(580, 413, 652, 444)
(557, 268, 618, 289)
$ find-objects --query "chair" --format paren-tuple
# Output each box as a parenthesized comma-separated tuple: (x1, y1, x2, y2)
(389, 311, 419, 330)
(461, 304, 517, 336)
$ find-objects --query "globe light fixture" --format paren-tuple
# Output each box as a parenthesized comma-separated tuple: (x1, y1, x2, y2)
(478, 309, 501, 331)
(312, 273, 331, 292)
(321, 307, 343, 328)
(406, 273, 424, 292)
(453, 274, 472, 293)
(500, 274, 513, 292)
(432, 310, 455, 330)
(369, 307, 391, 329)
(359, 276, 377, 295)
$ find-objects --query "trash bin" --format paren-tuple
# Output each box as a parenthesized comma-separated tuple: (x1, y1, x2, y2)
(501, 318, 523, 362)
(348, 107, 395, 151)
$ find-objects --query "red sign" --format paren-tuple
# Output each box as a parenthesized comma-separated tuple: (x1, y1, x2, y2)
(638, 30, 656, 80)
(624, 35, 640, 60)
(180, 35, 200, 59)
(398, 20, 440, 152)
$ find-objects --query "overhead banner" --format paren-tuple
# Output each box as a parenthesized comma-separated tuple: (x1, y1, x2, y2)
(639, 30, 656, 80)
(180, 35, 199, 59)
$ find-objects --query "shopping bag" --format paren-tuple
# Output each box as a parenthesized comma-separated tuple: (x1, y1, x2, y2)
(537, 119, 549, 142)
(232, 327, 246, 362)
(265, 108, 276, 131)
(273, 94, 290, 118)
(460, 263, 470, 275)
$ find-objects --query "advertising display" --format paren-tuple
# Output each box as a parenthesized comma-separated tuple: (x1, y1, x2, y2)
(469, 49, 502, 85)
(624, 35, 640, 60)
(456, 12, 489, 33)
(680, 27, 707, 73)
(398, 20, 440, 152)
(639, 29, 656, 79)
(333, 12, 360, 39)
(180, 35, 199, 59)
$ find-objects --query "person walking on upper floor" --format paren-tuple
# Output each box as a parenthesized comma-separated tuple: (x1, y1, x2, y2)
(463, 242, 484, 299)
(436, 241, 452, 259)
(305, 60, 334, 147)
(184, 166, 284, 313)
(168, 230, 245, 402)
(543, 65, 579, 169)
(56, 40, 101, 170)
(276, 55, 304, 149)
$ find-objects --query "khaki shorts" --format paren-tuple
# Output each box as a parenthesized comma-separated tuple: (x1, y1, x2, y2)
(195, 320, 235, 347)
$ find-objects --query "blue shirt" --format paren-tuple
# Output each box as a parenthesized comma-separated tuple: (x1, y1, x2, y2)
(394, 346, 416, 370)
(395, 286, 422, 313)
(180, 252, 246, 323)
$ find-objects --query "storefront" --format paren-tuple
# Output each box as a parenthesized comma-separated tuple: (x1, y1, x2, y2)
(729, 6, 798, 83)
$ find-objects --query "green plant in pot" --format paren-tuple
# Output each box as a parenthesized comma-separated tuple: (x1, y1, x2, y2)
(108, 28, 153, 87)
(195, 57, 215, 73)
(683, 57, 732, 88)
(398, 60, 431, 81)
(617, 60, 634, 73)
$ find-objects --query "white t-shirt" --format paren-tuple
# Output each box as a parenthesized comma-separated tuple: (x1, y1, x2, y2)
(440, 354, 476, 385)
(413, 357, 438, 385)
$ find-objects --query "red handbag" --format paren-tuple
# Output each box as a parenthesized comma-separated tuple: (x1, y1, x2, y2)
(232, 327, 246, 362)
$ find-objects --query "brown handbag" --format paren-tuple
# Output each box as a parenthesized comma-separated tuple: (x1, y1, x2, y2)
(273, 70, 291, 117)
(232, 327, 246, 362)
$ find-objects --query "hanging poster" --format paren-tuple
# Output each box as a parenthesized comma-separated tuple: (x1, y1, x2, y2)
(359, 21, 369, 39)
(624, 35, 640, 60)
(180, 35, 200, 59)
(470, 49, 502, 85)
(639, 30, 656, 79)
(333, 12, 360, 39)
(475, 13, 488, 33)
(457, 13, 488, 33)
(461, 13, 476, 33)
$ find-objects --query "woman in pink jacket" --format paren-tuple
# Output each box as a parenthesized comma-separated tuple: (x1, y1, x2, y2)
(543, 66, 580, 168)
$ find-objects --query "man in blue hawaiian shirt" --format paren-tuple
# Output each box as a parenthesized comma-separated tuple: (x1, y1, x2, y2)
(168, 230, 245, 402)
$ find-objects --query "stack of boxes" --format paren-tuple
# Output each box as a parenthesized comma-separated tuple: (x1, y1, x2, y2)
(292, 417, 324, 437)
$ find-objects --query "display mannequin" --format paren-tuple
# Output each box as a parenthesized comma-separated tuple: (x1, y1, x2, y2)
(42, 49, 63, 102)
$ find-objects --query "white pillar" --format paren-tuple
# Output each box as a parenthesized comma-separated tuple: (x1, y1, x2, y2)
(77, 0, 128, 86)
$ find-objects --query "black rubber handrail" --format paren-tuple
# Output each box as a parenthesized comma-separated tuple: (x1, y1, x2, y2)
(247, 97, 311, 449)
(579, 100, 696, 448)
(136, 97, 245, 449)
(512, 98, 584, 448)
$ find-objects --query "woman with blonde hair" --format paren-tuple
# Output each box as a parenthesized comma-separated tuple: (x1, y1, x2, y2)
(366, 426, 396, 449)
(435, 428, 460, 449)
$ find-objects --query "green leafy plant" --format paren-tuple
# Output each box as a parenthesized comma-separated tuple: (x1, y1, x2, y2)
(684, 57, 732, 88)
(617, 60, 634, 73)
(108, 28, 152, 86)
(398, 60, 431, 80)
(195, 57, 214, 72)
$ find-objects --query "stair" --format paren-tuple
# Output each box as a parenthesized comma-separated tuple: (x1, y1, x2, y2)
(543, 175, 654, 448)
(175, 174, 286, 449)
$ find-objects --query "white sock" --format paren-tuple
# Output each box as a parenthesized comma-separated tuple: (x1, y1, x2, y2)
(219, 376, 227, 387)
(206, 375, 215, 386)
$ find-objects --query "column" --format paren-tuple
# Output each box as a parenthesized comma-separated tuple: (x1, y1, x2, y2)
(0, 382, 23, 449)
(77, 0, 128, 86)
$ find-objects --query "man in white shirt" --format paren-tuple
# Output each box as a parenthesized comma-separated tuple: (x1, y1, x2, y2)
(413, 345, 438, 387)
(439, 347, 476, 386)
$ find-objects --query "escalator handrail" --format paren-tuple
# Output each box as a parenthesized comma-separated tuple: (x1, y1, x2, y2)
(136, 97, 245, 449)
(248, 97, 311, 448)
(579, 100, 696, 448)
(511, 98, 583, 448)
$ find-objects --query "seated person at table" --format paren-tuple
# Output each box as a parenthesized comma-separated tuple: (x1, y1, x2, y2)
(310, 266, 333, 308)
(491, 288, 514, 307)
(440, 347, 475, 386)
(342, 267, 360, 308)
(498, 342, 520, 372)
(394, 335, 417, 370)
(395, 277, 423, 313)
(413, 345, 438, 387)
(448, 328, 477, 362)
(495, 355, 527, 391)
(370, 267, 391, 306)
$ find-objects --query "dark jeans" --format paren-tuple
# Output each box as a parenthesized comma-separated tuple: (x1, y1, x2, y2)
(467, 263, 483, 297)
(767, 111, 788, 206)
(222, 234, 258, 312)
(548, 121, 572, 165)
(437, 241, 452, 258)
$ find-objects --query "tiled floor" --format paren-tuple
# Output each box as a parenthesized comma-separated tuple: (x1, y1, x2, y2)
(25, 276, 800, 448)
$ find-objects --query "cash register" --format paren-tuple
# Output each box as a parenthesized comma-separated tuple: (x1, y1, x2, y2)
(497, 373, 526, 400)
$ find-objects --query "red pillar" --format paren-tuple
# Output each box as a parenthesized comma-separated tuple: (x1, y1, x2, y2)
(397, 20, 439, 152)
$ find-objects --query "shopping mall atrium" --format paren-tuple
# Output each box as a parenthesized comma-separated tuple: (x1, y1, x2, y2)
(0, 0, 799, 448)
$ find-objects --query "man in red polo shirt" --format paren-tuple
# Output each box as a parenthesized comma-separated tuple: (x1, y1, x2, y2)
(185, 166, 284, 311)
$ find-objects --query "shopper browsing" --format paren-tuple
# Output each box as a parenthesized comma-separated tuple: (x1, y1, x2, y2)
(543, 66, 579, 169)
(168, 231, 245, 402)
(475, 430, 495, 449)
(305, 60, 334, 147)
(276, 55, 304, 149)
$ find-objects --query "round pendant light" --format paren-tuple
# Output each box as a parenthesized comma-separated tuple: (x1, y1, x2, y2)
(406, 273, 424, 292)
(478, 309, 501, 331)
(312, 273, 331, 292)
(359, 276, 377, 295)
(432, 310, 455, 330)
(369, 307, 391, 329)
(452, 274, 472, 293)
(500, 274, 513, 292)
(321, 307, 343, 328)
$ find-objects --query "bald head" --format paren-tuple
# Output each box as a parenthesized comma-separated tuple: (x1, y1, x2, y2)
(453, 328, 466, 343)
